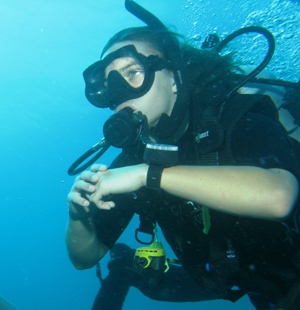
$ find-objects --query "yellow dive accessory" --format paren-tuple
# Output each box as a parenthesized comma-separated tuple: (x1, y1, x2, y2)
(134, 232, 170, 274)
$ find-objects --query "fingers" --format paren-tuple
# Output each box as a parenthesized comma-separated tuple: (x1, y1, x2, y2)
(68, 165, 116, 213)
(92, 200, 115, 210)
(68, 192, 90, 212)
(73, 178, 96, 194)
(68, 171, 100, 210)
(80, 170, 100, 183)
(91, 164, 107, 173)
(68, 180, 95, 211)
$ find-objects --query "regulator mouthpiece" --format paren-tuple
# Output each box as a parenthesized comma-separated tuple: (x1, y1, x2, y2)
(103, 107, 147, 148)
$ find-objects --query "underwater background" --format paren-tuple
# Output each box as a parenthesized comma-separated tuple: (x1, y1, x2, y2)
(0, 0, 299, 309)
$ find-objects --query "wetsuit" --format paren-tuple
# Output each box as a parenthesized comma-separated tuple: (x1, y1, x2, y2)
(92, 106, 300, 309)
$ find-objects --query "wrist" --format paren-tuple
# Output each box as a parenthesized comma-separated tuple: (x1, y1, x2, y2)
(68, 204, 92, 221)
(69, 210, 90, 221)
(137, 163, 149, 187)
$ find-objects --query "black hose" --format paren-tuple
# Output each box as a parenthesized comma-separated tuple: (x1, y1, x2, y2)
(215, 26, 276, 100)
(67, 140, 110, 176)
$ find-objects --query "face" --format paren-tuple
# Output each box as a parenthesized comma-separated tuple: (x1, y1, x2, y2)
(104, 41, 177, 128)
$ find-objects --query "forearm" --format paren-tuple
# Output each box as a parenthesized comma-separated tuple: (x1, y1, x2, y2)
(65, 216, 108, 269)
(91, 163, 298, 219)
(160, 165, 299, 220)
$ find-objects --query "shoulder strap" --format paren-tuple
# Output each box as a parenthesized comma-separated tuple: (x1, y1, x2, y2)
(220, 93, 278, 164)
(193, 93, 276, 165)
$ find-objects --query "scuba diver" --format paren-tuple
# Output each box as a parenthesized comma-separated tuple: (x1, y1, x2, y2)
(66, 0, 300, 309)
(92, 242, 219, 310)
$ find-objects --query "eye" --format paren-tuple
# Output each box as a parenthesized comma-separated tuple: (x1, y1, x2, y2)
(122, 65, 143, 77)
(121, 65, 145, 88)
(128, 69, 143, 78)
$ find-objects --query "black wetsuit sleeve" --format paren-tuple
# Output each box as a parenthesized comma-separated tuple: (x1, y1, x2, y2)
(231, 112, 300, 180)
(92, 272, 131, 310)
(94, 198, 135, 250)
(133, 264, 218, 302)
(92, 254, 218, 310)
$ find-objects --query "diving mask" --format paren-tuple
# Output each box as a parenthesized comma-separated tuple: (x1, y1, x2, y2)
(83, 44, 169, 110)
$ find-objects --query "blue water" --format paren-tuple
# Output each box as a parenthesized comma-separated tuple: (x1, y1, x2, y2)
(0, 0, 299, 309)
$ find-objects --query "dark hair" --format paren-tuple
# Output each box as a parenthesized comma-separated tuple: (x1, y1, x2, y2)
(102, 26, 237, 95)
(181, 43, 237, 95)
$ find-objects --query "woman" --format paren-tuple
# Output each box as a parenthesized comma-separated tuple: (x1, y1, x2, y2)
(66, 15, 300, 310)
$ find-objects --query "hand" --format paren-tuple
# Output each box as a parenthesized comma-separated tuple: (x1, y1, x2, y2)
(89, 164, 148, 210)
(67, 164, 114, 215)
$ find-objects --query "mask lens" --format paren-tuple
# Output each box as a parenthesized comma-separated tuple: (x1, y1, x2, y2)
(106, 57, 145, 88)
(83, 60, 110, 108)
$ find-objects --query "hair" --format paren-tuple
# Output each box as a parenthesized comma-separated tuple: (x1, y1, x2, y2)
(101, 26, 238, 97)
